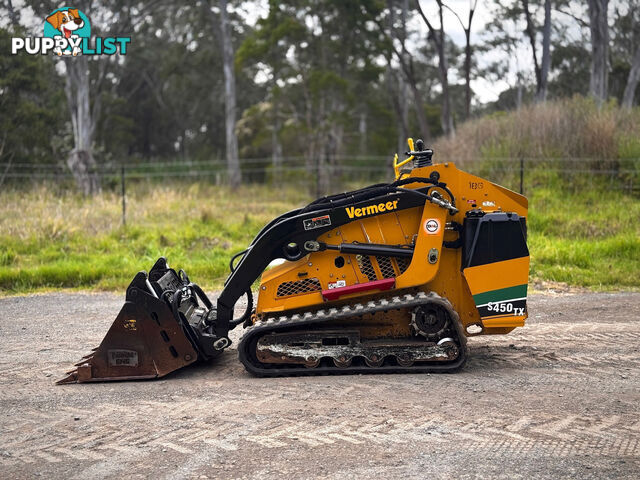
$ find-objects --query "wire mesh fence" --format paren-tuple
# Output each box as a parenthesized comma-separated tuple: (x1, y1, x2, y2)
(1, 155, 639, 197)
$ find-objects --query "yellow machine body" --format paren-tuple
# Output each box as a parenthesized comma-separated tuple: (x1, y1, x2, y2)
(255, 162, 529, 337)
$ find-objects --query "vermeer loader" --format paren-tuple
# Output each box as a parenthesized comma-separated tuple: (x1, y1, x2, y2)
(58, 139, 530, 383)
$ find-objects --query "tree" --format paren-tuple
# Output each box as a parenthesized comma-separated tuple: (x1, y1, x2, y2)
(25, 0, 101, 194)
(0, 26, 64, 184)
(375, 5, 432, 141)
(386, 0, 410, 153)
(63, 54, 100, 195)
(622, 45, 640, 108)
(238, 1, 388, 194)
(24, 0, 164, 194)
(207, 0, 241, 187)
(538, 0, 552, 102)
(442, 0, 478, 119)
(481, 2, 528, 110)
(236, 0, 303, 180)
(547, 43, 590, 98)
(587, 0, 610, 103)
(611, 1, 640, 108)
(522, 0, 552, 102)
(416, 0, 454, 136)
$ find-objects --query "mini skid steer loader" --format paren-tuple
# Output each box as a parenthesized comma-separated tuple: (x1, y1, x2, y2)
(58, 139, 530, 383)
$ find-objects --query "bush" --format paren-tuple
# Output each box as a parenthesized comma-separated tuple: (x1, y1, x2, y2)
(434, 96, 640, 164)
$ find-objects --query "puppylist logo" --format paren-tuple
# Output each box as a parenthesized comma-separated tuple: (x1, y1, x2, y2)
(11, 7, 130, 56)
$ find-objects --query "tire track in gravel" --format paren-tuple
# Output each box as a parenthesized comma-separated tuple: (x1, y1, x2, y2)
(0, 292, 639, 479)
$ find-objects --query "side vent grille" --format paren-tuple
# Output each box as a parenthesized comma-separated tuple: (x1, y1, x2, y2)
(276, 278, 322, 297)
(394, 257, 410, 274)
(357, 255, 378, 282)
(357, 254, 412, 281)
(376, 256, 396, 279)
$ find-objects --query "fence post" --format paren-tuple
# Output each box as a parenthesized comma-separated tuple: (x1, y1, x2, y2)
(519, 157, 524, 194)
(121, 164, 126, 226)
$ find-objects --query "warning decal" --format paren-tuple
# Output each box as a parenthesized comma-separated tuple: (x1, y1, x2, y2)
(424, 218, 441, 234)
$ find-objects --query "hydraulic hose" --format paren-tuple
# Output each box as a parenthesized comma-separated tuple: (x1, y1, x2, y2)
(229, 288, 253, 329)
(391, 176, 456, 206)
(229, 248, 249, 273)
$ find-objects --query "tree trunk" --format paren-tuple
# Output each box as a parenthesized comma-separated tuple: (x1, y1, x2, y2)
(64, 56, 100, 195)
(398, 75, 408, 152)
(271, 118, 283, 181)
(218, 0, 242, 187)
(436, 48, 454, 136)
(522, 0, 541, 95)
(444, 0, 476, 119)
(622, 46, 640, 108)
(398, 0, 409, 151)
(271, 89, 283, 183)
(436, 2, 454, 136)
(587, 0, 610, 104)
(376, 3, 431, 140)
(301, 83, 316, 175)
(385, 67, 409, 153)
(408, 80, 431, 141)
(386, 0, 409, 151)
(464, 27, 472, 119)
(415, 0, 452, 136)
(535, 0, 552, 102)
(328, 111, 344, 188)
(358, 110, 367, 153)
(523, 0, 555, 102)
(463, 1, 478, 118)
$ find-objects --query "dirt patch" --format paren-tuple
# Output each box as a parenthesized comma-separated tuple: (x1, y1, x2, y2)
(0, 292, 639, 479)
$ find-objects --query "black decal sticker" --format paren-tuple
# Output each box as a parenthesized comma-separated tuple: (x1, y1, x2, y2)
(304, 214, 332, 231)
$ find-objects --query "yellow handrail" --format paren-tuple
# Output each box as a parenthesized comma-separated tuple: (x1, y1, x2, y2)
(393, 138, 415, 180)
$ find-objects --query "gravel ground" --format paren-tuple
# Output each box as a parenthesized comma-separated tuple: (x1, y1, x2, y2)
(0, 291, 639, 479)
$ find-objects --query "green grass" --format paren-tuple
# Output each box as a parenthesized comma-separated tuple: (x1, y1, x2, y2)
(527, 186, 639, 289)
(0, 183, 309, 294)
(0, 179, 638, 295)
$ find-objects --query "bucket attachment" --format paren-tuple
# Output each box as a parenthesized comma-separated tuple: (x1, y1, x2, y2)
(58, 258, 229, 384)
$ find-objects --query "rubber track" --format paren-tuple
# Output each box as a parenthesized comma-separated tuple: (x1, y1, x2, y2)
(237, 291, 469, 377)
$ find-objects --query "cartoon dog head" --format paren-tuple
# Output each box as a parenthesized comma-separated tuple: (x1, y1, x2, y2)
(46, 9, 84, 39)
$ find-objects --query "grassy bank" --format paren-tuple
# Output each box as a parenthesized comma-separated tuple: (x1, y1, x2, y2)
(0, 184, 309, 294)
(0, 179, 638, 295)
(526, 183, 638, 289)
(434, 96, 640, 163)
